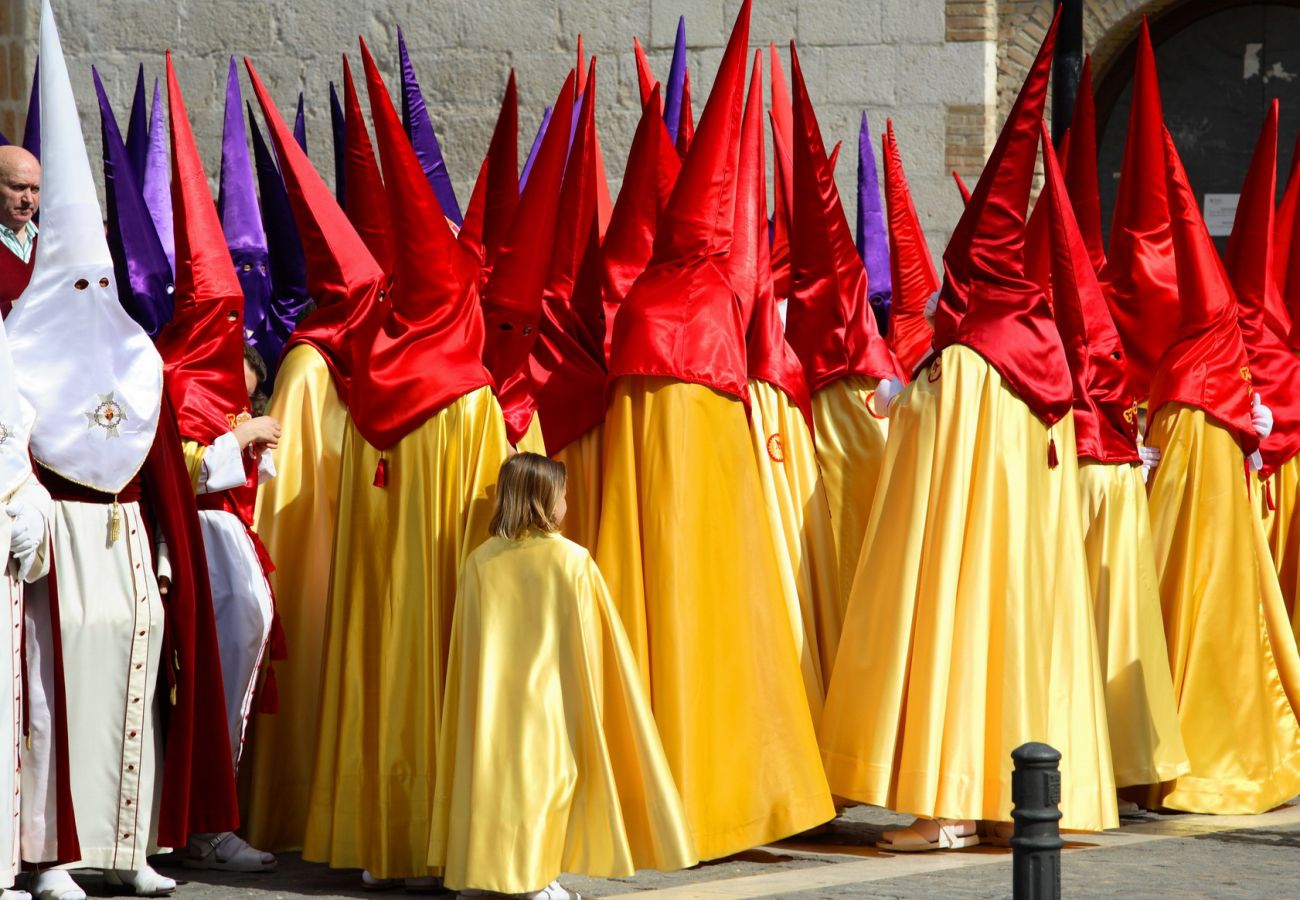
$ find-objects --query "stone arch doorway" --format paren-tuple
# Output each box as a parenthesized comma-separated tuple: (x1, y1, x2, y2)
(1094, 0, 1300, 238)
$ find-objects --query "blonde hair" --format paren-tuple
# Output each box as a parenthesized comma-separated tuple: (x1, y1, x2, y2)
(489, 452, 567, 540)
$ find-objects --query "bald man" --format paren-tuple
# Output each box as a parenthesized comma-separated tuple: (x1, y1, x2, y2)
(0, 146, 40, 317)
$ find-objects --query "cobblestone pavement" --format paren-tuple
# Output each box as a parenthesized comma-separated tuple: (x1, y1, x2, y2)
(32, 800, 1300, 898)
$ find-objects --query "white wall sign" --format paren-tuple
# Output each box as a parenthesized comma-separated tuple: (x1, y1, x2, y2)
(1203, 193, 1240, 237)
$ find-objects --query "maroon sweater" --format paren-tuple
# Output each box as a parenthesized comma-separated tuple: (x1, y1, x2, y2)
(0, 235, 36, 318)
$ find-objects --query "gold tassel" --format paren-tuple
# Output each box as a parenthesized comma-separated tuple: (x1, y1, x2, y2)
(171, 685, 178, 706)
(109, 498, 122, 543)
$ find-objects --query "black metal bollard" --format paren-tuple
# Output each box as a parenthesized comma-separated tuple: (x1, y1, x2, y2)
(1011, 742, 1063, 900)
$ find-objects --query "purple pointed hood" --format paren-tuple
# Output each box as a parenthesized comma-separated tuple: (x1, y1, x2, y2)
(398, 26, 462, 224)
(94, 67, 174, 338)
(247, 105, 311, 382)
(21, 57, 39, 159)
(216, 57, 272, 344)
(329, 80, 346, 206)
(664, 16, 687, 145)
(519, 105, 553, 193)
(856, 110, 891, 329)
(142, 77, 174, 273)
(293, 91, 307, 152)
(124, 64, 148, 182)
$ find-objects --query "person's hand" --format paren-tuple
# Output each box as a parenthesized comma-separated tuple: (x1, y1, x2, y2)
(234, 416, 281, 451)
(923, 291, 940, 325)
(1138, 444, 1161, 484)
(871, 378, 904, 418)
(5, 502, 42, 563)
(157, 576, 171, 596)
(1252, 393, 1274, 439)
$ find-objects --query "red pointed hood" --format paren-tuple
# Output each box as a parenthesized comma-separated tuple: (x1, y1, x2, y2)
(1274, 132, 1300, 289)
(786, 43, 899, 391)
(458, 72, 519, 289)
(1041, 123, 1139, 463)
(727, 52, 764, 323)
(354, 36, 490, 450)
(1099, 20, 1180, 397)
(607, 0, 752, 401)
(530, 59, 608, 455)
(737, 51, 813, 430)
(1150, 127, 1258, 453)
(933, 12, 1073, 425)
(244, 58, 384, 406)
(953, 171, 971, 204)
(633, 37, 656, 105)
(599, 85, 679, 362)
(156, 53, 249, 445)
(1064, 57, 1105, 274)
(883, 119, 939, 376)
(340, 55, 393, 278)
(480, 69, 577, 444)
(546, 64, 597, 321)
(676, 69, 695, 157)
(1278, 130, 1300, 351)
(1224, 102, 1300, 474)
(768, 44, 795, 298)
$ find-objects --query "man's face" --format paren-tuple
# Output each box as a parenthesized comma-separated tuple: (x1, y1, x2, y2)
(0, 149, 40, 232)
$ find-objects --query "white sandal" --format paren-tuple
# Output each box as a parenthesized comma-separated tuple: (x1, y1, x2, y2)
(877, 818, 980, 852)
(29, 871, 85, 900)
(103, 866, 177, 897)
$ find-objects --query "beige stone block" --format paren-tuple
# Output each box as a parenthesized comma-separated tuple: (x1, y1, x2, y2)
(461, 0, 559, 50)
(559, 0, 650, 54)
(794, 44, 898, 108)
(882, 0, 944, 43)
(177, 0, 272, 55)
(650, 0, 723, 50)
(798, 0, 884, 47)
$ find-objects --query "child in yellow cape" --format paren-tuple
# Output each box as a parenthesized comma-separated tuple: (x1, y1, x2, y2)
(430, 454, 697, 898)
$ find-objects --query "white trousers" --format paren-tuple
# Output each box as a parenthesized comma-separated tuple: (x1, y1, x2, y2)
(199, 509, 274, 770)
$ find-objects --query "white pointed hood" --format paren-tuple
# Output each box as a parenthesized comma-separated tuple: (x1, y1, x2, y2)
(0, 315, 34, 500)
(5, 0, 161, 493)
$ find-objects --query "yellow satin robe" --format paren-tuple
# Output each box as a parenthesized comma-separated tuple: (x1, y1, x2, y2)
(552, 425, 602, 552)
(1252, 458, 1300, 635)
(596, 377, 833, 861)
(428, 532, 697, 893)
(241, 344, 348, 851)
(747, 379, 840, 717)
(1078, 462, 1189, 787)
(517, 412, 547, 455)
(1141, 404, 1300, 814)
(820, 345, 1117, 832)
(303, 386, 511, 878)
(811, 376, 888, 618)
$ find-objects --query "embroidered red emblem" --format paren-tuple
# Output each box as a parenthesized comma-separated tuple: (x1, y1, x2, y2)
(766, 433, 785, 463)
(927, 358, 942, 383)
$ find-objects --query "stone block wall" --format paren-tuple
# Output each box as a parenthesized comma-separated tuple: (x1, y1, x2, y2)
(1, 0, 1011, 272)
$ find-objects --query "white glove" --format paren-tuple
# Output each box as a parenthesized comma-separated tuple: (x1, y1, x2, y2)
(1138, 444, 1161, 484)
(1252, 393, 1274, 439)
(1248, 450, 1265, 472)
(872, 378, 904, 417)
(923, 291, 940, 325)
(5, 502, 42, 564)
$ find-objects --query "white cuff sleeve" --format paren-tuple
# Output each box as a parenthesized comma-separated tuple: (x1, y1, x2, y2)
(154, 537, 173, 584)
(257, 447, 277, 484)
(198, 432, 248, 494)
